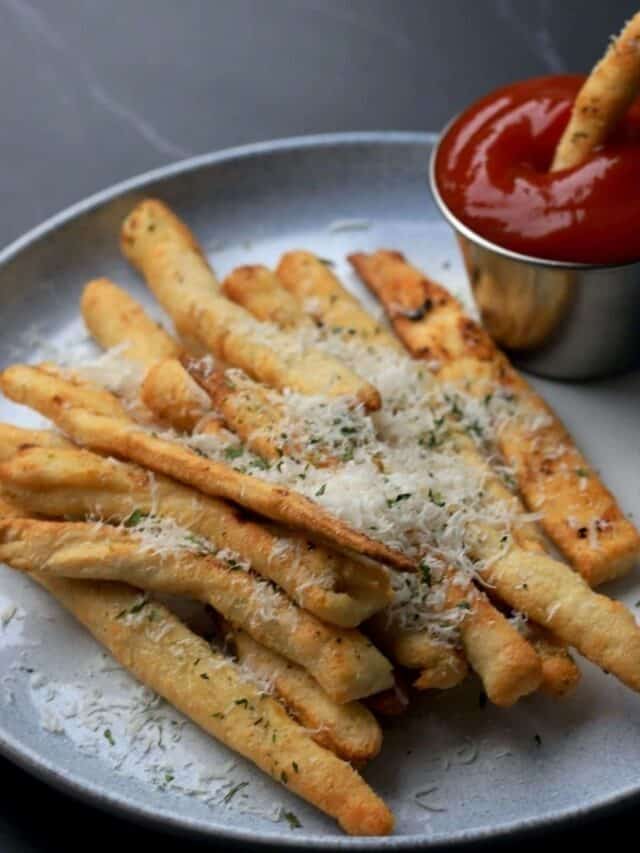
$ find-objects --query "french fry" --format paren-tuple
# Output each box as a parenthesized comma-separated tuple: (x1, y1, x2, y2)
(0, 518, 394, 703)
(482, 543, 640, 692)
(232, 629, 383, 763)
(525, 623, 581, 698)
(0, 446, 391, 627)
(0, 493, 26, 518)
(552, 12, 640, 171)
(141, 358, 213, 431)
(120, 200, 381, 410)
(187, 361, 344, 468)
(81, 278, 183, 366)
(3, 364, 128, 421)
(0, 423, 72, 463)
(82, 280, 213, 432)
(0, 365, 413, 572)
(31, 574, 393, 835)
(222, 265, 312, 328)
(188, 363, 290, 461)
(350, 250, 640, 586)
(366, 614, 468, 690)
(277, 251, 397, 345)
(444, 579, 542, 707)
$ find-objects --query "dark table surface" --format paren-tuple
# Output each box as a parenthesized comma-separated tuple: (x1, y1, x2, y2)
(1, 1, 637, 850)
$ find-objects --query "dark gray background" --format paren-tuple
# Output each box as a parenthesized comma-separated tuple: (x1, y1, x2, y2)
(1, 1, 637, 850)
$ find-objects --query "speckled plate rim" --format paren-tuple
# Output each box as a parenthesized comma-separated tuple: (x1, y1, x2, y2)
(0, 131, 638, 850)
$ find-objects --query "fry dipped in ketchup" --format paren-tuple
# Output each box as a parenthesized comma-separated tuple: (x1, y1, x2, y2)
(434, 12, 640, 265)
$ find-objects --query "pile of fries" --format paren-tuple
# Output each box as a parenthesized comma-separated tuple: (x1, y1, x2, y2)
(0, 198, 638, 837)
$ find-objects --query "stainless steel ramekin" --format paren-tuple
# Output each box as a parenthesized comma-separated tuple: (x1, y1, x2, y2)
(429, 136, 640, 380)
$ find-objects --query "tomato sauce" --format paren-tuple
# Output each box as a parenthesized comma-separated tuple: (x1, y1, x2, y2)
(434, 75, 640, 265)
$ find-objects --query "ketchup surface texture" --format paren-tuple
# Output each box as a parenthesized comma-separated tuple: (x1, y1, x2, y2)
(435, 75, 640, 265)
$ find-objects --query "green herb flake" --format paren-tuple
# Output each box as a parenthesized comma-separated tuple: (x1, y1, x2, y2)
(251, 456, 271, 471)
(457, 600, 471, 610)
(224, 446, 244, 460)
(130, 596, 149, 615)
(235, 698, 249, 708)
(280, 770, 288, 784)
(575, 468, 589, 478)
(117, 595, 150, 619)
(282, 810, 302, 829)
(223, 781, 249, 804)
(103, 728, 115, 747)
(124, 509, 147, 528)
(292, 761, 299, 773)
(315, 484, 326, 497)
(200, 673, 210, 680)
(164, 772, 174, 783)
(387, 493, 412, 507)
(428, 488, 446, 508)
(419, 560, 432, 586)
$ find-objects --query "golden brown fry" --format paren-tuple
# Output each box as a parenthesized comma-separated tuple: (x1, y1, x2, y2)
(0, 446, 391, 627)
(81, 278, 183, 366)
(552, 12, 640, 170)
(32, 574, 393, 835)
(277, 251, 397, 345)
(0, 518, 394, 704)
(368, 574, 542, 705)
(187, 361, 342, 467)
(465, 479, 630, 692)
(483, 544, 640, 692)
(232, 629, 383, 763)
(0, 492, 25, 518)
(120, 200, 381, 410)
(525, 623, 581, 698)
(2, 364, 128, 421)
(350, 250, 640, 585)
(366, 614, 468, 691)
(445, 581, 542, 707)
(0, 365, 413, 571)
(0, 423, 72, 463)
(188, 363, 289, 461)
(82, 283, 210, 433)
(141, 358, 212, 431)
(222, 265, 312, 328)
(82, 280, 211, 432)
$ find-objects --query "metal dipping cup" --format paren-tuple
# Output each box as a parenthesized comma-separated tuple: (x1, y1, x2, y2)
(429, 137, 640, 381)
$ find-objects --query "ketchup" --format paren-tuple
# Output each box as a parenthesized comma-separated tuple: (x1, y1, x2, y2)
(434, 75, 640, 265)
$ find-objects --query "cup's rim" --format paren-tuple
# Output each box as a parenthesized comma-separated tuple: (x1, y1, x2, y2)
(428, 119, 640, 272)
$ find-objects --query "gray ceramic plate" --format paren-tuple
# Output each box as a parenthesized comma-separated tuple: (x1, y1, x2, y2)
(1, 133, 639, 850)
